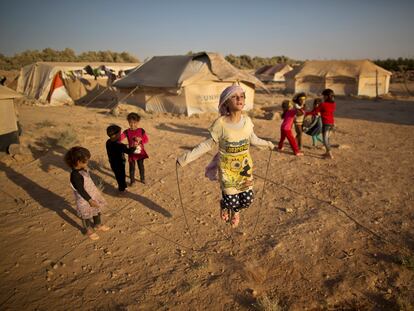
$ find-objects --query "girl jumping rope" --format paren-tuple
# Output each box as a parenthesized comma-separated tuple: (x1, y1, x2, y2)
(177, 85, 274, 228)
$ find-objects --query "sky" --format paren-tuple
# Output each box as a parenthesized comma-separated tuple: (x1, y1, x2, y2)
(0, 0, 413, 61)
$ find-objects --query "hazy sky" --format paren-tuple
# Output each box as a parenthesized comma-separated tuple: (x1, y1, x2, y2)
(0, 0, 413, 61)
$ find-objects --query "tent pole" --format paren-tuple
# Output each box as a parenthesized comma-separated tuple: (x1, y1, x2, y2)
(113, 86, 140, 109)
(84, 87, 110, 108)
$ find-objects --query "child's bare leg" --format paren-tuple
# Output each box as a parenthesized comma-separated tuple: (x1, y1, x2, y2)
(322, 125, 333, 158)
(230, 211, 240, 228)
(220, 200, 230, 222)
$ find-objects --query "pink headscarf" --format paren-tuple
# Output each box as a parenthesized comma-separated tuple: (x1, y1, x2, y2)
(218, 85, 245, 116)
(205, 85, 245, 181)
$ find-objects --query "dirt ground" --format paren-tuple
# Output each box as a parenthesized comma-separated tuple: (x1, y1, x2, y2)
(0, 92, 414, 310)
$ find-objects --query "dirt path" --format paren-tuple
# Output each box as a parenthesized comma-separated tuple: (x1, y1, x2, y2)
(0, 97, 413, 310)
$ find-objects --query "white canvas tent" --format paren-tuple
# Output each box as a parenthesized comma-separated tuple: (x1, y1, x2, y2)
(255, 64, 293, 82)
(113, 52, 266, 115)
(285, 60, 392, 96)
(17, 62, 139, 106)
(0, 85, 22, 152)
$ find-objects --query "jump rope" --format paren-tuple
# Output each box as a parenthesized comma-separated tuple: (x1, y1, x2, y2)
(175, 146, 273, 252)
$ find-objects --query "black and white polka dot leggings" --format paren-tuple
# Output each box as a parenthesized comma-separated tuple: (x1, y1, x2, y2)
(221, 189, 254, 212)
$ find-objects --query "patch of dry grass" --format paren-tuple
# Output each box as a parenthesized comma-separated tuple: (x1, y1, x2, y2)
(35, 120, 56, 129)
(55, 130, 78, 148)
(253, 295, 283, 311)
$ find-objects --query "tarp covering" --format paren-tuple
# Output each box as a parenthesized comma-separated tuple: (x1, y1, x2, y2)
(0, 85, 21, 136)
(255, 64, 293, 82)
(285, 60, 391, 79)
(285, 60, 392, 96)
(114, 52, 265, 115)
(17, 62, 139, 105)
(114, 52, 266, 90)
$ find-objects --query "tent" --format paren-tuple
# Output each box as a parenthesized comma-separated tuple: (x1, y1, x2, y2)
(285, 60, 392, 96)
(0, 85, 22, 152)
(255, 63, 293, 82)
(17, 62, 139, 106)
(113, 52, 266, 115)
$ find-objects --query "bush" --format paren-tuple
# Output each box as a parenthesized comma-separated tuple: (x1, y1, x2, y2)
(0, 48, 140, 70)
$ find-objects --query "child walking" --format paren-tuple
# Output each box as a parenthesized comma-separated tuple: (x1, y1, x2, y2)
(177, 85, 274, 228)
(120, 113, 149, 185)
(106, 125, 137, 193)
(313, 89, 336, 158)
(310, 98, 324, 147)
(278, 100, 303, 156)
(64, 146, 110, 240)
(293, 92, 306, 151)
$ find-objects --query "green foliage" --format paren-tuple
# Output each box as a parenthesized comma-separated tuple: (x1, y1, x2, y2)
(0, 48, 140, 70)
(225, 54, 299, 69)
(374, 58, 414, 72)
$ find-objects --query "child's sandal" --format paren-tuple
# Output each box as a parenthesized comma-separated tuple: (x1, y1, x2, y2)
(87, 232, 100, 240)
(96, 224, 110, 232)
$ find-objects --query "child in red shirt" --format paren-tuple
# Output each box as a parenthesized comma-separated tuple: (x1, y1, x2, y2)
(314, 89, 336, 159)
(278, 100, 303, 156)
(120, 113, 149, 185)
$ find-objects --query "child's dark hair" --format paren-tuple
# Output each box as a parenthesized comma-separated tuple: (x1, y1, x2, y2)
(64, 146, 91, 169)
(322, 89, 335, 102)
(107, 124, 121, 137)
(293, 92, 306, 104)
(281, 100, 292, 119)
(313, 98, 322, 107)
(127, 112, 141, 122)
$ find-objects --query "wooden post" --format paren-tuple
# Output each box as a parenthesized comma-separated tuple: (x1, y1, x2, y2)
(375, 69, 379, 98)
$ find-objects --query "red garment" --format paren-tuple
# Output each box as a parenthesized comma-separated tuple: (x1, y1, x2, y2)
(278, 129, 299, 154)
(281, 109, 296, 130)
(314, 101, 336, 125)
(120, 128, 149, 161)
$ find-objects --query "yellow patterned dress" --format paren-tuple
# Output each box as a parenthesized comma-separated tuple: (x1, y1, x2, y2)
(209, 116, 255, 195)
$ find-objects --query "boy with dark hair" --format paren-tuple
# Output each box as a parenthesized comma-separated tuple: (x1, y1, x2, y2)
(106, 125, 136, 193)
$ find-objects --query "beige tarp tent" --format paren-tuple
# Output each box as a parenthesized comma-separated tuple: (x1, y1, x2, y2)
(113, 52, 266, 115)
(255, 64, 293, 82)
(285, 60, 391, 96)
(0, 85, 22, 152)
(17, 62, 139, 106)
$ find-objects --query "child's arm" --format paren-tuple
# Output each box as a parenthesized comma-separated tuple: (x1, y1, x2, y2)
(118, 130, 127, 142)
(70, 171, 92, 202)
(177, 138, 215, 167)
(121, 143, 136, 155)
(250, 132, 274, 150)
(140, 129, 149, 144)
(177, 118, 221, 167)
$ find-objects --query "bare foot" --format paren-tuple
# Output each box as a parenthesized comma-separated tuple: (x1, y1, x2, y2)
(231, 212, 240, 228)
(96, 224, 110, 232)
(323, 152, 334, 159)
(295, 152, 304, 156)
(220, 208, 230, 222)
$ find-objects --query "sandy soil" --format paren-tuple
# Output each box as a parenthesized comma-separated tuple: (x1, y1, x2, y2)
(0, 94, 413, 310)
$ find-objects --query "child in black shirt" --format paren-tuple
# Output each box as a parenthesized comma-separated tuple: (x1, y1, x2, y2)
(106, 125, 136, 193)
